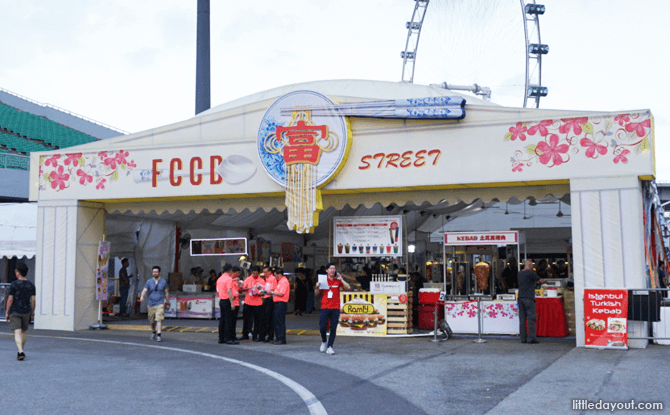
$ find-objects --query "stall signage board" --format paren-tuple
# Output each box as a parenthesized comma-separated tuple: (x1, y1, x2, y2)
(444, 231, 518, 246)
(584, 289, 628, 349)
(370, 281, 406, 294)
(190, 238, 247, 256)
(337, 293, 387, 336)
(95, 241, 111, 301)
(333, 216, 403, 257)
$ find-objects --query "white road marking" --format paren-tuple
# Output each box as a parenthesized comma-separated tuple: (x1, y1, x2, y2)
(2, 333, 327, 415)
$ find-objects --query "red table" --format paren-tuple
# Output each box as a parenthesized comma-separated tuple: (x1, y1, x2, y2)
(534, 297, 569, 337)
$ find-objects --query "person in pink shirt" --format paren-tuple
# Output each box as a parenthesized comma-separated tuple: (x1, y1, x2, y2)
(241, 265, 266, 342)
(216, 264, 238, 345)
(263, 266, 278, 343)
(229, 268, 242, 341)
(270, 268, 290, 344)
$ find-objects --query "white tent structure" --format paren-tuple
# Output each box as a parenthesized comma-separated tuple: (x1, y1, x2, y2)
(29, 80, 657, 349)
(0, 203, 36, 283)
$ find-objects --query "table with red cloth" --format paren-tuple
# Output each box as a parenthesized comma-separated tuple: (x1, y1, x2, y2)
(533, 297, 569, 337)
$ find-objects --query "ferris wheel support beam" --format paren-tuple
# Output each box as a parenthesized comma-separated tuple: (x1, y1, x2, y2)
(400, 0, 430, 83)
(522, 1, 548, 108)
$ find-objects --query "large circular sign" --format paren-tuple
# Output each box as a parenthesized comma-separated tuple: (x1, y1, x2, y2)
(257, 90, 350, 187)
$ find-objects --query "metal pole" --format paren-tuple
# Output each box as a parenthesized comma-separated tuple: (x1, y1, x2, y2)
(429, 303, 446, 342)
(195, 0, 211, 115)
(473, 297, 487, 343)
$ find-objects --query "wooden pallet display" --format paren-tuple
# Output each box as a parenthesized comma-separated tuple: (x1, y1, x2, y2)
(386, 293, 413, 335)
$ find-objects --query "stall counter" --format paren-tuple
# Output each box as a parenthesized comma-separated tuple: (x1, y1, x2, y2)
(165, 292, 217, 319)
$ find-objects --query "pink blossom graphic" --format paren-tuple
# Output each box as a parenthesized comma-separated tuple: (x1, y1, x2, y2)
(558, 117, 589, 135)
(76, 169, 93, 185)
(613, 149, 630, 164)
(625, 119, 651, 137)
(45, 154, 61, 167)
(509, 122, 527, 141)
(115, 150, 129, 165)
(512, 163, 524, 172)
(64, 153, 82, 166)
(537, 134, 570, 166)
(614, 114, 630, 126)
(527, 120, 553, 137)
(104, 157, 118, 170)
(98, 151, 108, 159)
(580, 137, 608, 159)
(96, 178, 107, 190)
(49, 166, 70, 190)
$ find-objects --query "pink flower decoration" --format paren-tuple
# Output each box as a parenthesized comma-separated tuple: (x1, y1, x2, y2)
(76, 169, 93, 185)
(49, 166, 70, 190)
(104, 157, 118, 170)
(64, 153, 82, 166)
(96, 178, 107, 190)
(98, 151, 108, 159)
(45, 154, 61, 167)
(614, 149, 630, 164)
(509, 122, 527, 141)
(527, 120, 553, 137)
(126, 160, 136, 168)
(614, 114, 630, 126)
(559, 117, 589, 135)
(580, 137, 608, 159)
(512, 163, 523, 172)
(625, 119, 651, 137)
(537, 134, 569, 166)
(115, 150, 129, 165)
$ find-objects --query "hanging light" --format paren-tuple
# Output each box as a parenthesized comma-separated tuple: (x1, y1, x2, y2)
(556, 201, 564, 217)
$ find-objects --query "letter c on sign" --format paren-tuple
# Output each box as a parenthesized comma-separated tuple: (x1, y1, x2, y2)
(170, 158, 182, 186)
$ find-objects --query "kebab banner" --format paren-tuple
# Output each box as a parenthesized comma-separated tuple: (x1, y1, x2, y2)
(584, 289, 628, 349)
(95, 241, 111, 301)
(337, 293, 387, 336)
(333, 215, 403, 257)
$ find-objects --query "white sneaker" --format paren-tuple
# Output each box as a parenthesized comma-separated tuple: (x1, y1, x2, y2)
(320, 342, 327, 352)
(156, 335, 162, 342)
(150, 332, 156, 340)
(326, 347, 335, 355)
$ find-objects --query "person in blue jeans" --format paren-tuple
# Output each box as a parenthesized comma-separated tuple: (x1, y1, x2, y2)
(270, 268, 290, 344)
(315, 263, 350, 355)
(517, 259, 545, 344)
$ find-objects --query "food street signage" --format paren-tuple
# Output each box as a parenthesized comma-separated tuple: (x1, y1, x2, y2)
(583, 289, 628, 350)
(258, 91, 352, 234)
(444, 231, 519, 246)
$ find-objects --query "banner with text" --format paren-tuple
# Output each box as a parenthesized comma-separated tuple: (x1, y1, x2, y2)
(96, 241, 111, 301)
(333, 216, 403, 257)
(584, 289, 628, 350)
(444, 231, 519, 246)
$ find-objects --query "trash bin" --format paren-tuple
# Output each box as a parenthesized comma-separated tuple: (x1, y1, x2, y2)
(418, 304, 444, 330)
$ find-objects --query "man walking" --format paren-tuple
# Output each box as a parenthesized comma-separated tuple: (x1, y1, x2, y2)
(316, 263, 350, 355)
(518, 259, 544, 344)
(270, 268, 290, 344)
(5, 263, 35, 361)
(140, 266, 169, 342)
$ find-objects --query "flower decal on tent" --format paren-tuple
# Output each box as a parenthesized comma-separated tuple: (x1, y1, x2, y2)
(505, 113, 651, 172)
(39, 150, 137, 192)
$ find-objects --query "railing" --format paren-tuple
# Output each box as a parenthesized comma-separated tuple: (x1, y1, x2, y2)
(626, 288, 670, 343)
(0, 152, 29, 170)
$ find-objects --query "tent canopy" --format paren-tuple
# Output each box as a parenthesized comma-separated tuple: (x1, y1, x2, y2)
(0, 202, 36, 258)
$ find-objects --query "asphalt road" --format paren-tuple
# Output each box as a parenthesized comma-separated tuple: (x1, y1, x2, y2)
(1, 324, 668, 415)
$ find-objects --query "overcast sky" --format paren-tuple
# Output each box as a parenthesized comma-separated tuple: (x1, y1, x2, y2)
(2, 0, 669, 178)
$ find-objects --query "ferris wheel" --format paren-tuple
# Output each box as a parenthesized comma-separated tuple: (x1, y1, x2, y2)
(400, 0, 548, 108)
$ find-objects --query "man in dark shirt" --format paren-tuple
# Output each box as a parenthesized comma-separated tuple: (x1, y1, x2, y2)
(119, 258, 131, 316)
(5, 263, 35, 361)
(517, 259, 544, 344)
(502, 257, 519, 290)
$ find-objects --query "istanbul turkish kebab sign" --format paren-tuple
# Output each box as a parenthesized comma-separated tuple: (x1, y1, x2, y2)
(583, 289, 628, 350)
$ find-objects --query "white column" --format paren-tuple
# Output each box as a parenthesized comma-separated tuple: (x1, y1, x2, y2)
(34, 200, 105, 331)
(570, 176, 647, 348)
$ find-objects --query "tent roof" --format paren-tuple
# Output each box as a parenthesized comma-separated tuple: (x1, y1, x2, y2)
(0, 202, 36, 258)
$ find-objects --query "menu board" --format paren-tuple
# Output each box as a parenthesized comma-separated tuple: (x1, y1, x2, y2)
(95, 241, 111, 301)
(333, 216, 403, 257)
(584, 289, 628, 349)
(190, 238, 247, 256)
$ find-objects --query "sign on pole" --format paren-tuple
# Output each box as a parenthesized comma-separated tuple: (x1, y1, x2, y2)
(584, 289, 628, 349)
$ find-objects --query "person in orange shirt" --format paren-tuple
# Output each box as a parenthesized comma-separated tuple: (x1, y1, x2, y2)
(263, 266, 278, 343)
(270, 268, 290, 344)
(229, 268, 242, 341)
(216, 264, 238, 345)
(315, 263, 350, 355)
(242, 265, 266, 342)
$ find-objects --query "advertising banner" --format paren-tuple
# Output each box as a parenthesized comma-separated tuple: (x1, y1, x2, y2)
(190, 238, 247, 256)
(444, 231, 518, 246)
(337, 293, 387, 336)
(95, 241, 111, 301)
(333, 216, 403, 257)
(584, 289, 628, 349)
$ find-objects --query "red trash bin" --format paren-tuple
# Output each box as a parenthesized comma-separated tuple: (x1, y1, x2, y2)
(418, 304, 444, 330)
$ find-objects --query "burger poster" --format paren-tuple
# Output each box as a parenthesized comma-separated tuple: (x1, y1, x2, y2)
(584, 289, 628, 350)
(337, 293, 387, 336)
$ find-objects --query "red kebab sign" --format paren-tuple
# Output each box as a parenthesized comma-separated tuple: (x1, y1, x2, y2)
(583, 289, 628, 350)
